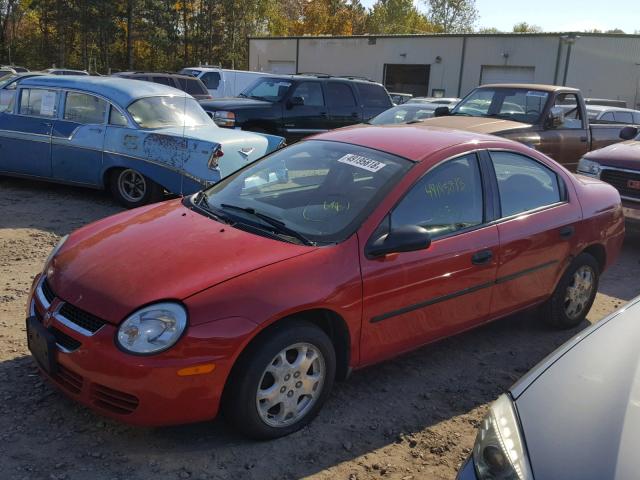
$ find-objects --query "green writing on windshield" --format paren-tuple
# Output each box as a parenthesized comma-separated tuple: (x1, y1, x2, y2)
(425, 177, 465, 198)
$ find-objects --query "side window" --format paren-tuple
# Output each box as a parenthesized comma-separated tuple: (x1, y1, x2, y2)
(614, 111, 633, 123)
(19, 88, 58, 117)
(177, 78, 207, 95)
(201, 72, 221, 90)
(325, 82, 357, 108)
(152, 76, 173, 86)
(553, 93, 583, 129)
(64, 92, 108, 124)
(634, 112, 640, 123)
(109, 105, 128, 127)
(391, 155, 484, 239)
(491, 151, 562, 217)
(290, 82, 325, 107)
(357, 84, 392, 108)
(0, 89, 16, 112)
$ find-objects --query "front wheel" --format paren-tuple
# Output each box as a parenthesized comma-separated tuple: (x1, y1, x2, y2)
(542, 253, 599, 329)
(223, 321, 336, 439)
(109, 168, 164, 208)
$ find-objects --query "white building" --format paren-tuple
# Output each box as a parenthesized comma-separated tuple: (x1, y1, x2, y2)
(249, 33, 640, 107)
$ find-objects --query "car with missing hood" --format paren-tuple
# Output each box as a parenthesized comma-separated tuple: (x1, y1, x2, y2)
(457, 294, 640, 480)
(0, 76, 284, 207)
(26, 124, 623, 439)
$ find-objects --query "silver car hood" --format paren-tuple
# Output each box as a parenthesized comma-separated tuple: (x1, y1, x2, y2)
(511, 298, 640, 480)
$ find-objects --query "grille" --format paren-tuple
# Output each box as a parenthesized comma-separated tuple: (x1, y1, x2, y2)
(601, 169, 640, 201)
(50, 327, 82, 351)
(41, 278, 56, 304)
(91, 384, 139, 414)
(58, 303, 106, 333)
(53, 364, 83, 394)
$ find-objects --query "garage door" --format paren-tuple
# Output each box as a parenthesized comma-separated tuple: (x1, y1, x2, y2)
(480, 66, 535, 85)
(268, 61, 296, 75)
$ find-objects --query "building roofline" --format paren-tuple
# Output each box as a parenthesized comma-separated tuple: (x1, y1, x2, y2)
(249, 32, 640, 41)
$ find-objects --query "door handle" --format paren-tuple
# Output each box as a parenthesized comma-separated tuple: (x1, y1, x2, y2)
(88, 127, 103, 133)
(559, 225, 575, 239)
(472, 249, 493, 265)
(579, 136, 588, 142)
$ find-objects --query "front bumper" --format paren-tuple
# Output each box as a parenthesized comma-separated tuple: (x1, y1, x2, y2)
(26, 274, 237, 426)
(622, 200, 640, 225)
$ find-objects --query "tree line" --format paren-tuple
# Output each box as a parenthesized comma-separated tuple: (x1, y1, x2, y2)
(0, 0, 627, 74)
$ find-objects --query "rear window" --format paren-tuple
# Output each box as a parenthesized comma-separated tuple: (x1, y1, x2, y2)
(356, 83, 392, 108)
(178, 77, 208, 95)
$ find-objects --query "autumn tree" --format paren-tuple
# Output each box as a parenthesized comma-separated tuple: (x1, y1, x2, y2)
(425, 0, 478, 33)
(366, 0, 435, 34)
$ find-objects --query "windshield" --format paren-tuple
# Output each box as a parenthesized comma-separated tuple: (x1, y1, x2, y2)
(240, 78, 293, 102)
(452, 88, 549, 124)
(370, 104, 437, 125)
(202, 140, 412, 244)
(127, 96, 212, 129)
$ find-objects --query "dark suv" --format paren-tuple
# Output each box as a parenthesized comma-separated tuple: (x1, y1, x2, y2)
(199, 74, 392, 142)
(112, 72, 211, 100)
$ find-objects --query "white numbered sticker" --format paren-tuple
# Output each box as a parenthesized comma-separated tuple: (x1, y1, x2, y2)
(40, 91, 56, 116)
(338, 153, 386, 172)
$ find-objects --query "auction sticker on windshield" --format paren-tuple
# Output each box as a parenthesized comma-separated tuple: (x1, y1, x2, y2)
(338, 153, 386, 172)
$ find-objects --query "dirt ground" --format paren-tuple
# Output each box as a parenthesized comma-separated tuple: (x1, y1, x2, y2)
(1, 176, 639, 480)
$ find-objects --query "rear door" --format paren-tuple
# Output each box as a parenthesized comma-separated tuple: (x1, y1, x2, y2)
(51, 91, 107, 185)
(487, 150, 582, 318)
(282, 81, 328, 141)
(360, 153, 499, 365)
(0, 87, 55, 177)
(325, 81, 362, 128)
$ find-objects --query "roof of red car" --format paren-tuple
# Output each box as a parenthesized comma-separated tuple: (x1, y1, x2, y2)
(310, 124, 515, 162)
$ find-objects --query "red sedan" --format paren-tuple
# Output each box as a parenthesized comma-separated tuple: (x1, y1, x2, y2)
(26, 125, 625, 439)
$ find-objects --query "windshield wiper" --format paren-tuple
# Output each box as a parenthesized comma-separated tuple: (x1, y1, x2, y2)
(220, 203, 315, 246)
(192, 192, 233, 224)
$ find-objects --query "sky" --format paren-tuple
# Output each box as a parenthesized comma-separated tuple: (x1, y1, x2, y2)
(359, 0, 640, 33)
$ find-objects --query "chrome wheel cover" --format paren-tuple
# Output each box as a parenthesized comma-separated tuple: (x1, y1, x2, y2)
(256, 342, 325, 428)
(564, 265, 595, 320)
(117, 169, 147, 203)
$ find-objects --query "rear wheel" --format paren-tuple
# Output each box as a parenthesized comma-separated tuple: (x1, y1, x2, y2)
(109, 168, 163, 208)
(542, 253, 599, 329)
(223, 321, 336, 439)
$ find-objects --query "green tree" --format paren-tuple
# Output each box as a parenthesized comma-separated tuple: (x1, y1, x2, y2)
(366, 0, 435, 34)
(512, 22, 542, 33)
(426, 0, 478, 33)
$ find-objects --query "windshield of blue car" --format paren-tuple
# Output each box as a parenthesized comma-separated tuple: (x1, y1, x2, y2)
(0, 74, 18, 88)
(202, 140, 412, 244)
(127, 96, 212, 129)
(451, 88, 549, 124)
(240, 78, 293, 102)
(370, 104, 437, 125)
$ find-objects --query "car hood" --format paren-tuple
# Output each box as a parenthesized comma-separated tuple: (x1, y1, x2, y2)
(47, 199, 314, 325)
(421, 115, 530, 135)
(198, 97, 272, 110)
(511, 299, 640, 479)
(584, 140, 640, 170)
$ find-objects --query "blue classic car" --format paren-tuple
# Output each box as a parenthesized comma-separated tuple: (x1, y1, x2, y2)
(0, 76, 284, 207)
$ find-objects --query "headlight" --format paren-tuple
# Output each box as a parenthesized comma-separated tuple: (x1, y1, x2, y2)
(577, 158, 601, 176)
(473, 394, 533, 480)
(43, 234, 68, 272)
(213, 111, 235, 128)
(116, 302, 187, 355)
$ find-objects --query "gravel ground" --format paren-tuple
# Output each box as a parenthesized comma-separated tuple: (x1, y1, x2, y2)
(1, 176, 639, 480)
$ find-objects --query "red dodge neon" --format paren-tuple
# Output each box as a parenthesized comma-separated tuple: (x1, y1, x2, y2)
(26, 125, 625, 439)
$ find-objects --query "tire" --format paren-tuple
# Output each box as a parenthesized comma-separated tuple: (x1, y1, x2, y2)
(109, 168, 164, 209)
(542, 253, 600, 329)
(223, 321, 336, 440)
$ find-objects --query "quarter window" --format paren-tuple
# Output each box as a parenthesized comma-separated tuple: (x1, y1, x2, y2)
(391, 155, 484, 239)
(64, 92, 108, 124)
(614, 111, 633, 123)
(19, 88, 58, 117)
(357, 83, 392, 108)
(491, 151, 562, 217)
(290, 82, 325, 107)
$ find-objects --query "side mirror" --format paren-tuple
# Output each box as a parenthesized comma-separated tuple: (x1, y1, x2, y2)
(545, 106, 565, 129)
(366, 225, 431, 259)
(434, 106, 450, 117)
(287, 96, 305, 109)
(619, 126, 638, 140)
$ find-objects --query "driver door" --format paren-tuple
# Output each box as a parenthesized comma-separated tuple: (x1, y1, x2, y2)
(282, 81, 329, 141)
(359, 153, 500, 365)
